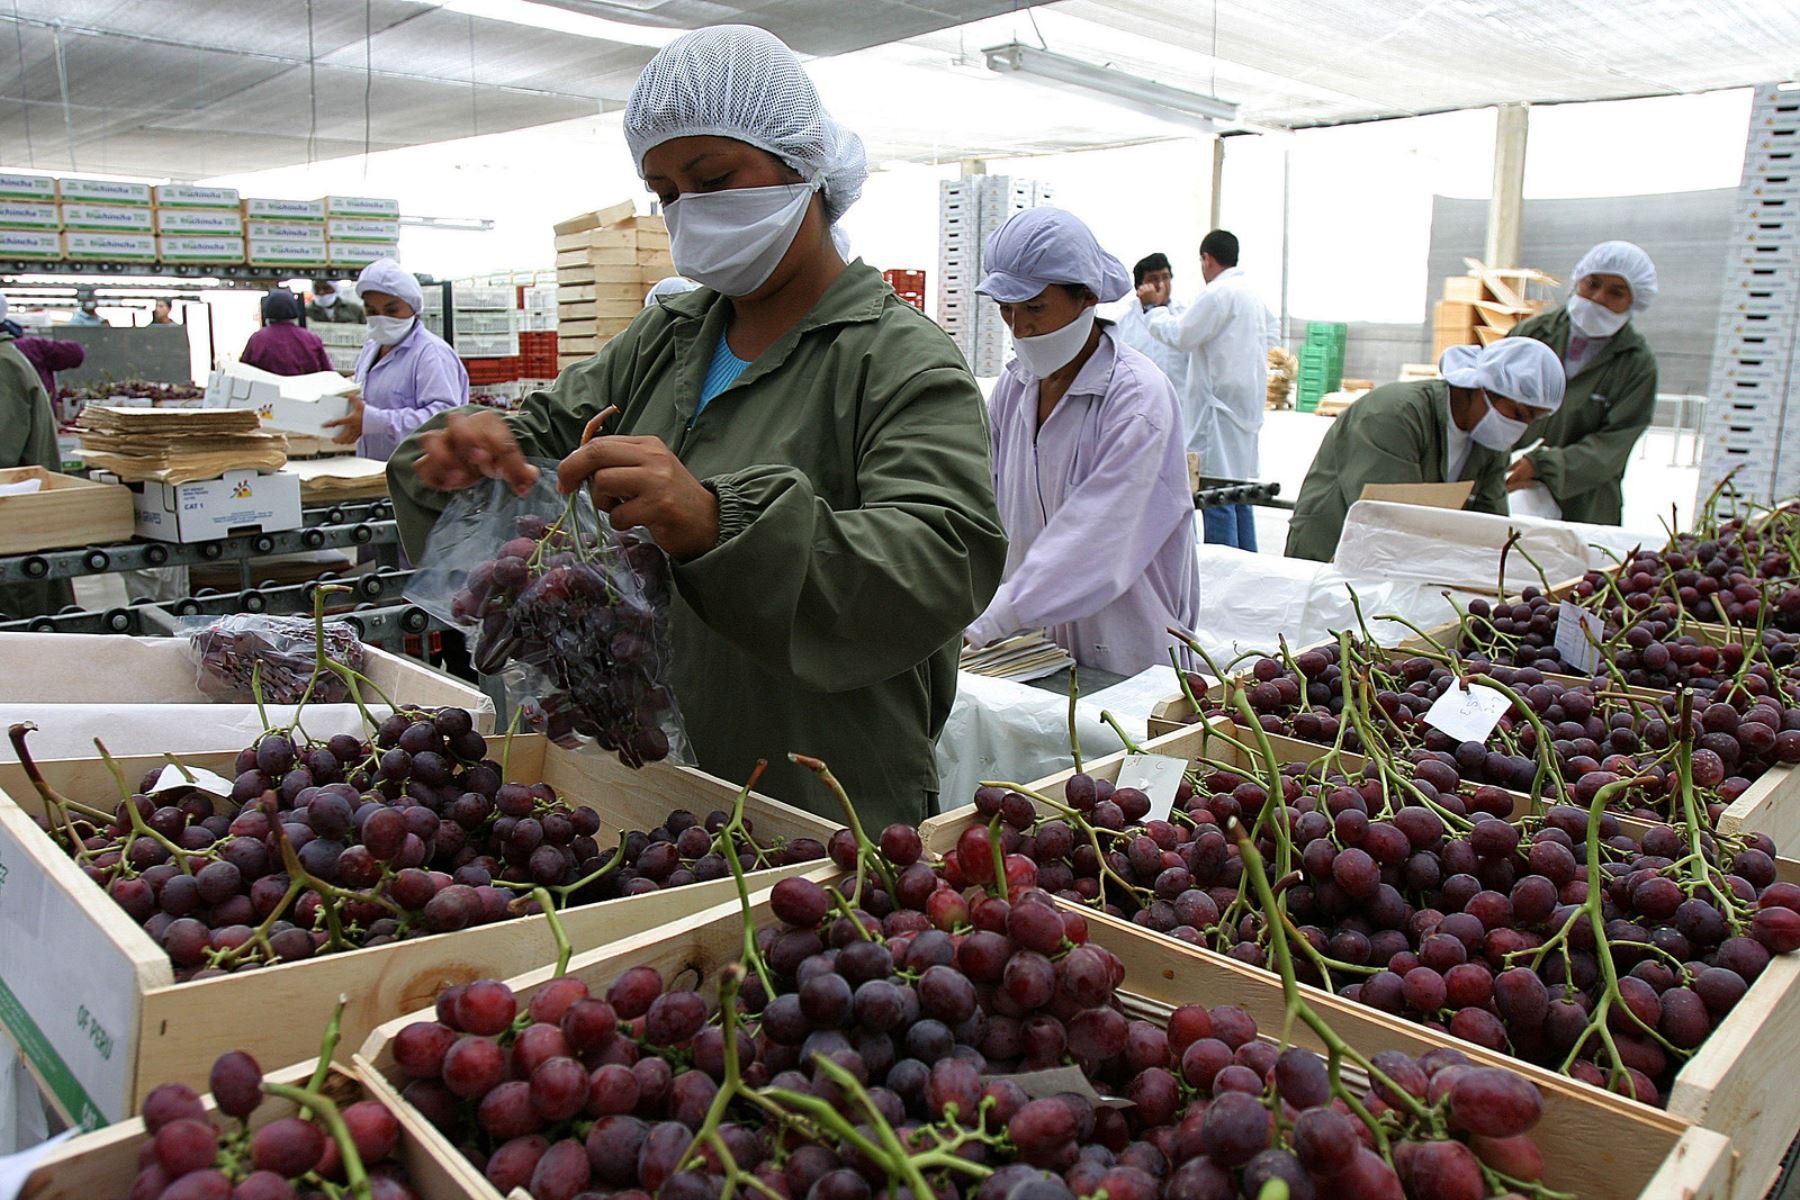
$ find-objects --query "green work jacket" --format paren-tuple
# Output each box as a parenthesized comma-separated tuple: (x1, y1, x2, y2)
(0, 333, 74, 618)
(389, 263, 1006, 828)
(306, 298, 365, 324)
(1284, 379, 1507, 562)
(1508, 307, 1657, 526)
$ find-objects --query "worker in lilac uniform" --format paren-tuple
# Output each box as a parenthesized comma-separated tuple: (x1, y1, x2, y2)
(326, 258, 468, 460)
(963, 206, 1199, 676)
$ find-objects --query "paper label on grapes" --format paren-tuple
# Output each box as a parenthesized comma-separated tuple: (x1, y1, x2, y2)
(1112, 754, 1186, 823)
(1422, 682, 1510, 744)
(988, 1065, 1133, 1108)
(1553, 602, 1605, 674)
(148, 763, 235, 798)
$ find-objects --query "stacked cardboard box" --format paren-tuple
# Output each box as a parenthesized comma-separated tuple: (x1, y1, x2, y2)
(152, 185, 243, 265)
(1430, 261, 1555, 358)
(324, 196, 401, 269)
(244, 197, 328, 271)
(553, 202, 672, 370)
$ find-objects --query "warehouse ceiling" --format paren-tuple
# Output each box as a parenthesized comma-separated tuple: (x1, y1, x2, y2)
(2, 0, 1796, 180)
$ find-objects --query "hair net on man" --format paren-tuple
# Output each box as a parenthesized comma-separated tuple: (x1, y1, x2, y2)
(1439, 339, 1566, 414)
(262, 289, 301, 322)
(975, 207, 1132, 305)
(623, 25, 867, 224)
(1571, 241, 1657, 312)
(355, 258, 425, 315)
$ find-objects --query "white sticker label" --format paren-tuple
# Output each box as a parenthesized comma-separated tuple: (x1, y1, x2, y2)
(1553, 601, 1605, 674)
(987, 1066, 1132, 1108)
(149, 763, 235, 797)
(1112, 753, 1186, 823)
(1423, 682, 1511, 744)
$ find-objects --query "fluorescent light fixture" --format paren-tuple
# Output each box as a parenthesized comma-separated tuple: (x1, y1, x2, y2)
(430, 0, 678, 49)
(982, 42, 1236, 133)
(401, 215, 497, 232)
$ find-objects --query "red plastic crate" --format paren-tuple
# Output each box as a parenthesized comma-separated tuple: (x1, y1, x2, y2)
(461, 355, 521, 383)
(883, 268, 926, 313)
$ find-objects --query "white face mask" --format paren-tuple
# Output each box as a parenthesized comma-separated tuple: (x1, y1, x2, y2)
(1470, 396, 1529, 451)
(316, 292, 339, 308)
(1012, 307, 1097, 379)
(368, 315, 415, 346)
(1567, 294, 1628, 338)
(664, 182, 819, 297)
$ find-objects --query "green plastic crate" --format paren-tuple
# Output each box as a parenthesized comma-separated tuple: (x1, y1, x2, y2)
(1305, 321, 1347, 345)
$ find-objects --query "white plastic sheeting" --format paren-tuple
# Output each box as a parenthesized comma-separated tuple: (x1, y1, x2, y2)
(1331, 500, 1661, 594)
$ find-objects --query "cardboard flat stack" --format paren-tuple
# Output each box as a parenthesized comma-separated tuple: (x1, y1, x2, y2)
(1432, 259, 1558, 357)
(76, 406, 287, 485)
(554, 202, 673, 369)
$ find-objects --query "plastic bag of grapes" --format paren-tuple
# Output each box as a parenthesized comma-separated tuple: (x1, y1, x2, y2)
(183, 613, 366, 704)
(406, 465, 690, 768)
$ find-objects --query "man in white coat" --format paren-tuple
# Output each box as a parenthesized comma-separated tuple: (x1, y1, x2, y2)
(1146, 230, 1281, 550)
(1113, 253, 1191, 400)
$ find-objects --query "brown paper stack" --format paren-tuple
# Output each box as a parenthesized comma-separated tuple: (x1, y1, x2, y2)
(553, 202, 675, 370)
(78, 406, 287, 484)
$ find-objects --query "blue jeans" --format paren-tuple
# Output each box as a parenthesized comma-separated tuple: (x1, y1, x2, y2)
(1202, 503, 1258, 551)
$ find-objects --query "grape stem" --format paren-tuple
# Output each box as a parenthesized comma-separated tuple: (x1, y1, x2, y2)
(532, 885, 572, 975)
(791, 753, 897, 899)
(95, 739, 197, 875)
(1067, 667, 1084, 775)
(297, 995, 348, 1120)
(262, 1082, 371, 1200)
(720, 761, 779, 1002)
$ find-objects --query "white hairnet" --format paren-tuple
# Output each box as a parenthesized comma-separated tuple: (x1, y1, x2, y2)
(0, 294, 9, 321)
(355, 258, 425, 315)
(976, 207, 1131, 305)
(1571, 241, 1657, 312)
(644, 276, 700, 306)
(1440, 338, 1565, 414)
(623, 25, 867, 224)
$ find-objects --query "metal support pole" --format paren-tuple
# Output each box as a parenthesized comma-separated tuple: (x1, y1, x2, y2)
(1486, 103, 1530, 270)
(1278, 146, 1292, 348)
(1208, 137, 1225, 231)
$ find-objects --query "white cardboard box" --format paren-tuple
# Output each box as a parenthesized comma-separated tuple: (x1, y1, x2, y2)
(242, 196, 325, 221)
(0, 172, 56, 202)
(246, 219, 327, 242)
(0, 201, 58, 231)
(327, 241, 388, 268)
(63, 232, 156, 262)
(59, 203, 153, 233)
(322, 194, 401, 218)
(132, 469, 302, 543)
(57, 177, 151, 206)
(247, 237, 329, 268)
(152, 184, 240, 210)
(157, 235, 246, 264)
(0, 230, 61, 259)
(327, 217, 400, 242)
(203, 365, 355, 437)
(154, 208, 244, 235)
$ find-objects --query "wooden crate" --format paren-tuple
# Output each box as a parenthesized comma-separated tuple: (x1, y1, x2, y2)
(922, 720, 1800, 1200)
(21, 1060, 478, 1200)
(0, 466, 135, 554)
(0, 736, 839, 1127)
(355, 884, 1731, 1200)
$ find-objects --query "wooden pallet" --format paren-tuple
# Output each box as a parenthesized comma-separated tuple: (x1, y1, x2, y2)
(355, 882, 1732, 1200)
(0, 735, 838, 1127)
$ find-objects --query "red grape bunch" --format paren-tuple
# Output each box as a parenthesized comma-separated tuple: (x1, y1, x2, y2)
(448, 509, 683, 767)
(187, 615, 367, 706)
(129, 1050, 413, 1200)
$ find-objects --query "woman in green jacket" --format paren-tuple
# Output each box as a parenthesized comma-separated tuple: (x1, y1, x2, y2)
(0, 328, 75, 618)
(1505, 241, 1659, 525)
(1285, 339, 1565, 561)
(388, 26, 1006, 827)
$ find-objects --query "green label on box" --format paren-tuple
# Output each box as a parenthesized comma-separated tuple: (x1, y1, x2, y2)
(0, 978, 109, 1129)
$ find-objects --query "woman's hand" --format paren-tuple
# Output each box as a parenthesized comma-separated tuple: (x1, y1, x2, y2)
(1506, 456, 1537, 491)
(413, 409, 540, 493)
(556, 436, 719, 561)
(322, 396, 365, 445)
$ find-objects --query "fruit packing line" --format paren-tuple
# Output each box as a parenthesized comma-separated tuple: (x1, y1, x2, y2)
(1, 590, 443, 647)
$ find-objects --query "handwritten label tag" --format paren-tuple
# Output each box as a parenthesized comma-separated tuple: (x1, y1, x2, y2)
(1112, 753, 1186, 823)
(1553, 601, 1605, 675)
(1422, 682, 1510, 744)
(987, 1066, 1132, 1109)
(149, 763, 235, 798)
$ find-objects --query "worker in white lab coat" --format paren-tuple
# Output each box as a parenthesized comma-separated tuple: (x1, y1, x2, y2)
(1112, 253, 1190, 397)
(1146, 230, 1281, 550)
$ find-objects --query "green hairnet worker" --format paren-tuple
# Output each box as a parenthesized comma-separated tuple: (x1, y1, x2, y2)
(385, 26, 1005, 829)
(1503, 241, 1660, 526)
(1284, 339, 1566, 562)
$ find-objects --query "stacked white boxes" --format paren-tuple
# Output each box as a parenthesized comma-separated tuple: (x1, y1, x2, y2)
(312, 323, 367, 373)
(1700, 85, 1800, 502)
(450, 284, 520, 358)
(935, 176, 1053, 377)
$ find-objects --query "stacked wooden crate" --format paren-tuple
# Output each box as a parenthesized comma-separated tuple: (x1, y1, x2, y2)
(1431, 259, 1557, 358)
(553, 202, 674, 371)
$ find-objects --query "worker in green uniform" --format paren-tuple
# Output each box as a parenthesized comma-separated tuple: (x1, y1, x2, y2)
(387, 25, 1005, 827)
(1285, 339, 1565, 562)
(1504, 241, 1659, 525)
(0, 325, 75, 618)
(307, 279, 365, 324)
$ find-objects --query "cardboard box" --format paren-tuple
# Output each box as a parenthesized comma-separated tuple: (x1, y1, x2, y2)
(0, 466, 135, 553)
(153, 207, 243, 235)
(0, 201, 60, 230)
(327, 217, 400, 242)
(63, 232, 155, 262)
(553, 200, 635, 236)
(0, 171, 56, 202)
(1442, 275, 1485, 302)
(156, 235, 245, 264)
(247, 237, 329, 268)
(321, 194, 400, 218)
(204, 365, 355, 437)
(152, 184, 240, 210)
(1432, 300, 1476, 328)
(0, 229, 62, 259)
(245, 219, 326, 242)
(242, 196, 324, 221)
(131, 469, 302, 543)
(57, 178, 151, 206)
(59, 203, 153, 233)
(327, 241, 388, 267)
